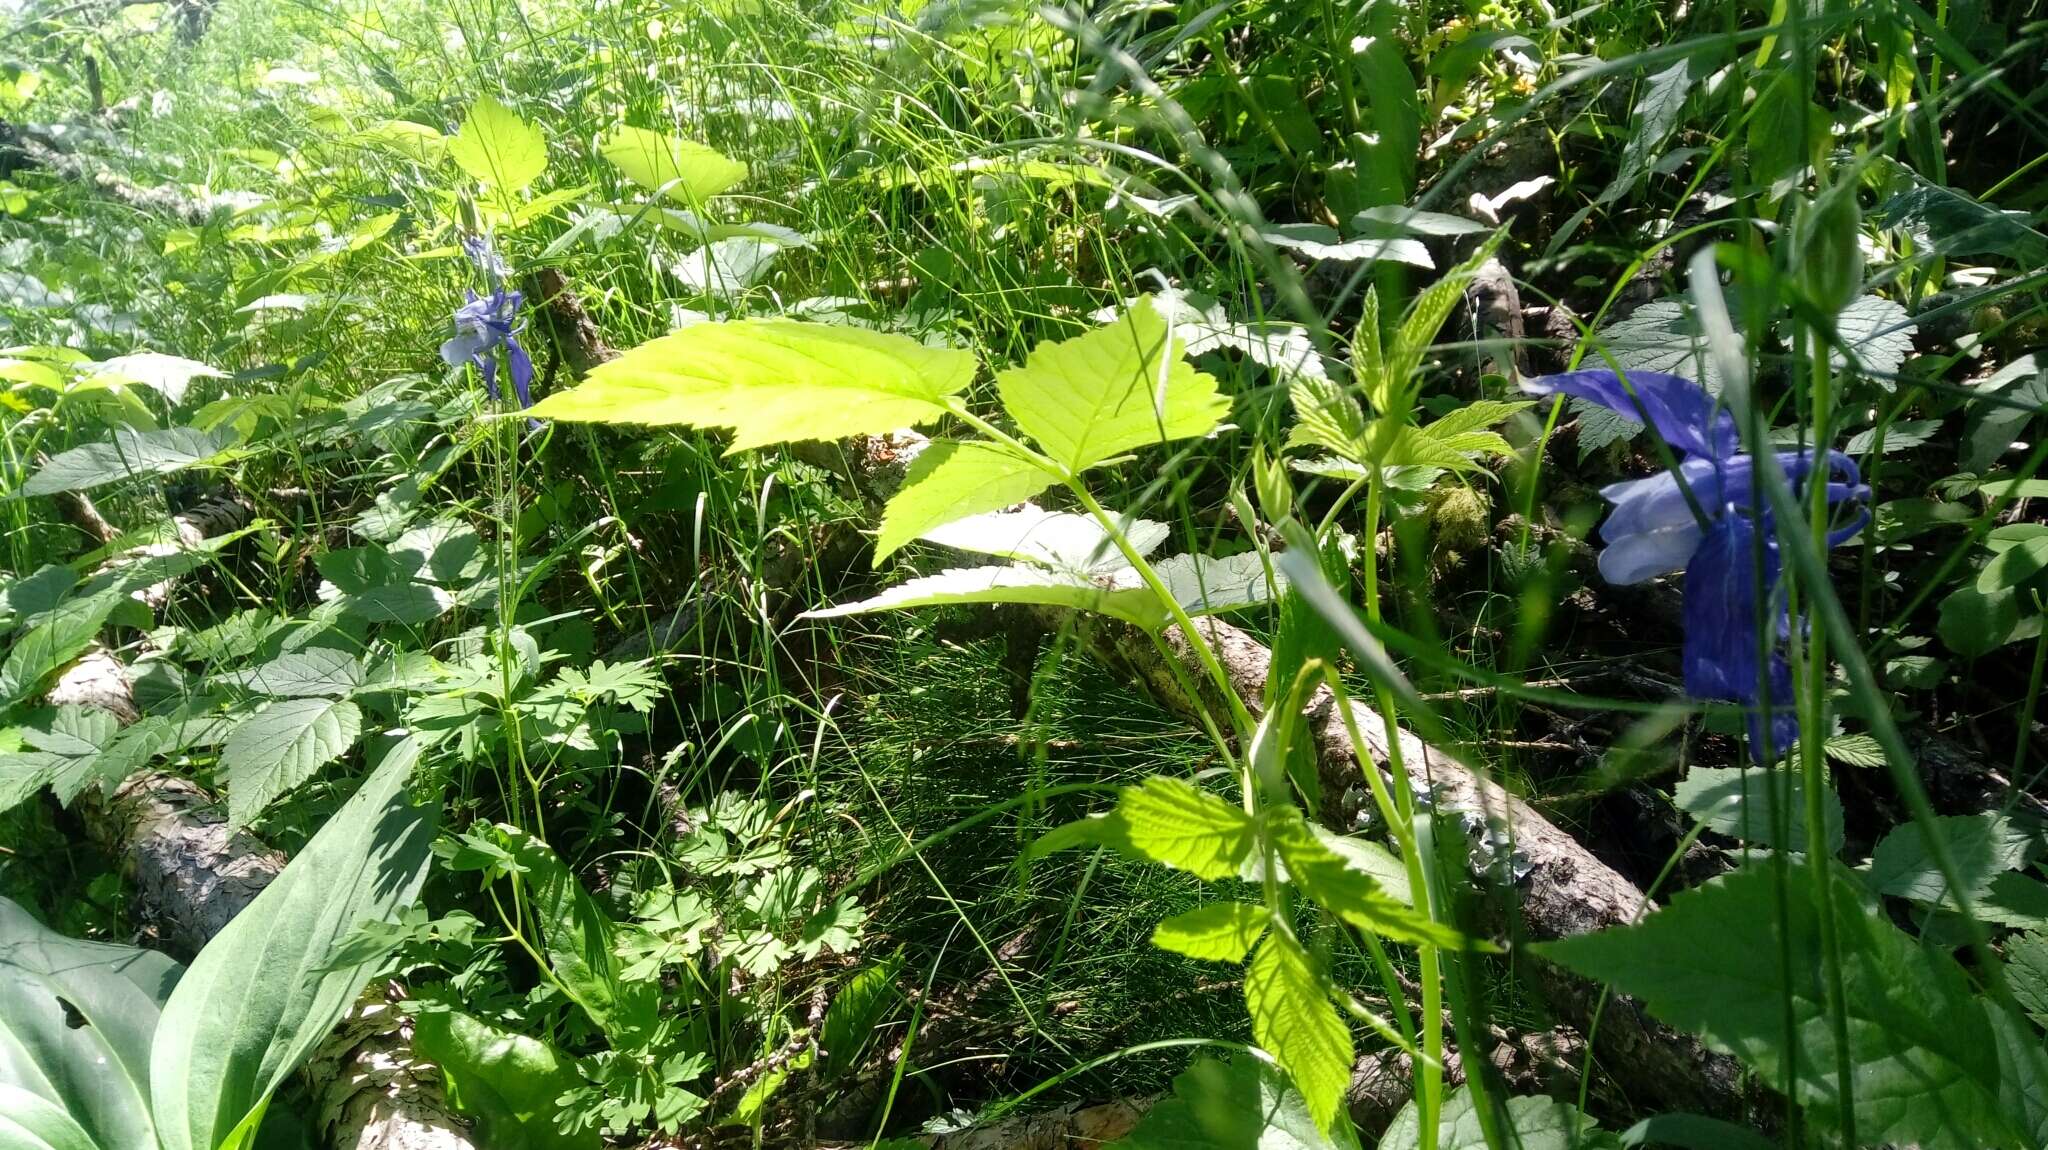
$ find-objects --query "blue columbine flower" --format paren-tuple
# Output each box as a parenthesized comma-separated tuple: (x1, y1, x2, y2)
(1522, 369, 1872, 758)
(440, 236, 534, 409)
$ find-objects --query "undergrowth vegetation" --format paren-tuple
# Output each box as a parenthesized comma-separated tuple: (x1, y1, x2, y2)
(1, 0, 2046, 1148)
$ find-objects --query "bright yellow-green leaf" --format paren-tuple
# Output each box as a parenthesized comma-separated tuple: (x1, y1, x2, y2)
(874, 441, 1054, 564)
(0, 358, 65, 390)
(1118, 776, 1254, 880)
(527, 319, 975, 451)
(996, 304, 1227, 473)
(447, 96, 546, 193)
(1268, 809, 1474, 950)
(1244, 932, 1353, 1133)
(599, 126, 747, 203)
(1152, 902, 1271, 962)
(357, 120, 446, 165)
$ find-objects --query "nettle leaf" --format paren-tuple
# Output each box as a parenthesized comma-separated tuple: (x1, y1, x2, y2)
(1536, 863, 2040, 1150)
(1600, 54, 1705, 205)
(1844, 418, 1941, 455)
(873, 441, 1054, 565)
(1867, 811, 2037, 906)
(1672, 766, 1844, 854)
(1383, 1087, 1619, 1150)
(996, 304, 1228, 474)
(598, 126, 746, 203)
(448, 96, 546, 193)
(220, 697, 363, 827)
(2006, 931, 2048, 1028)
(1823, 295, 1914, 388)
(1118, 776, 1254, 880)
(215, 648, 363, 698)
(1110, 1055, 1355, 1150)
(1268, 809, 1471, 949)
(528, 319, 974, 451)
(1244, 932, 1352, 1133)
(0, 592, 121, 711)
(1151, 902, 1272, 963)
(25, 426, 234, 496)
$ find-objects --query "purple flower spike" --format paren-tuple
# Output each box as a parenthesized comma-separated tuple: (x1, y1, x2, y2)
(1522, 368, 1872, 760)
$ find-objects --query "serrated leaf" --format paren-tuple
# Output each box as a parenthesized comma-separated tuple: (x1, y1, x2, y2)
(448, 96, 546, 193)
(1421, 399, 1533, 441)
(0, 593, 120, 710)
(1268, 809, 1471, 949)
(1383, 1088, 1619, 1150)
(599, 126, 746, 203)
(873, 441, 1054, 564)
(220, 697, 363, 826)
(2005, 931, 2048, 1027)
(1537, 863, 2039, 1150)
(528, 319, 975, 451)
(1845, 418, 1942, 455)
(1118, 776, 1254, 880)
(1151, 902, 1271, 962)
(1244, 932, 1351, 1133)
(1867, 811, 2036, 905)
(996, 304, 1228, 474)
(1599, 55, 1702, 205)
(1672, 766, 1843, 853)
(1588, 299, 1722, 397)
(1822, 733, 1887, 769)
(1828, 295, 1914, 387)
(25, 427, 234, 496)
(1385, 235, 1502, 398)
(215, 648, 363, 698)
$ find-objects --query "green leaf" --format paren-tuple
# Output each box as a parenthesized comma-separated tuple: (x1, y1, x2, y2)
(1867, 811, 2037, 905)
(1115, 776, 1255, 880)
(1536, 863, 2038, 1150)
(151, 738, 438, 1150)
(412, 1011, 596, 1150)
(1938, 584, 2036, 657)
(1384, 1088, 1619, 1150)
(215, 648, 363, 698)
(0, 593, 121, 711)
(996, 304, 1228, 474)
(1243, 932, 1351, 1133)
(873, 441, 1054, 565)
(0, 1084, 103, 1150)
(918, 505, 1165, 573)
(1108, 1055, 1356, 1150)
(598, 126, 746, 203)
(24, 427, 234, 497)
(2004, 931, 2048, 1027)
(1258, 224, 1431, 268)
(1979, 535, 2048, 593)
(447, 96, 546, 193)
(1152, 903, 1271, 962)
(0, 897, 180, 1150)
(1822, 733, 1887, 769)
(1383, 235, 1501, 406)
(800, 551, 1276, 630)
(1267, 809, 1472, 949)
(1672, 766, 1844, 854)
(1618, 1114, 1776, 1150)
(527, 319, 975, 451)
(487, 825, 630, 1038)
(220, 698, 363, 827)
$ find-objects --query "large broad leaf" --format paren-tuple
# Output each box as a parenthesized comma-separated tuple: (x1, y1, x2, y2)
(219, 697, 363, 828)
(1879, 179, 2048, 264)
(0, 898, 181, 1150)
(24, 428, 234, 497)
(412, 1011, 595, 1150)
(76, 354, 224, 406)
(1108, 1055, 1357, 1150)
(0, 1083, 103, 1150)
(1866, 811, 2036, 906)
(996, 305, 1228, 474)
(1257, 224, 1432, 269)
(150, 737, 439, 1150)
(1244, 932, 1352, 1133)
(598, 127, 746, 203)
(447, 96, 546, 193)
(1672, 766, 1844, 854)
(1382, 1087, 1619, 1150)
(214, 648, 363, 698)
(872, 441, 1055, 565)
(527, 320, 975, 451)
(0, 592, 121, 711)
(1537, 862, 2040, 1150)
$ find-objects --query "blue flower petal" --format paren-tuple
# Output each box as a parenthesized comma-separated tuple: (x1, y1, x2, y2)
(1682, 514, 1796, 760)
(506, 336, 535, 408)
(1522, 369, 1740, 461)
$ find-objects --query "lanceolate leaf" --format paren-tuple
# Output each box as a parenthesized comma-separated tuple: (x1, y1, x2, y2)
(1244, 932, 1352, 1133)
(996, 304, 1228, 473)
(0, 898, 181, 1150)
(599, 126, 746, 203)
(151, 738, 439, 1150)
(873, 441, 1054, 565)
(0, 1084, 102, 1150)
(527, 320, 975, 451)
(220, 697, 363, 828)
(24, 427, 234, 497)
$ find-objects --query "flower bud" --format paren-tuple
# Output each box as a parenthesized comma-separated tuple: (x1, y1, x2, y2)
(1793, 182, 1865, 314)
(1252, 444, 1295, 525)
